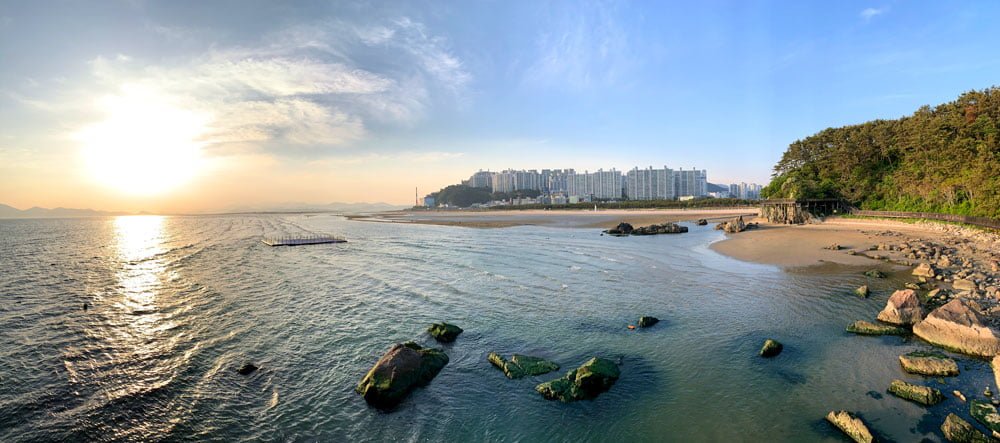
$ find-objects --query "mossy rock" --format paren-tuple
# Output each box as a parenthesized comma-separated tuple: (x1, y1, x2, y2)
(427, 322, 463, 343)
(899, 351, 959, 376)
(535, 357, 620, 402)
(855, 285, 870, 298)
(825, 410, 874, 443)
(846, 320, 908, 336)
(356, 342, 449, 408)
(864, 270, 887, 279)
(970, 400, 1000, 434)
(887, 379, 943, 405)
(637, 316, 660, 328)
(488, 352, 559, 379)
(760, 339, 783, 357)
(941, 413, 991, 443)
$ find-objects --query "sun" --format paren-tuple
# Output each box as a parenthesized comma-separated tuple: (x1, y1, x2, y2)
(77, 86, 210, 196)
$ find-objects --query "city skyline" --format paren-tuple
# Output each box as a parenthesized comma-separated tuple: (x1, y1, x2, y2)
(3, 2, 1000, 212)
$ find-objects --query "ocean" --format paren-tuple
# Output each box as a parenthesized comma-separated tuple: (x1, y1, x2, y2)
(0, 214, 991, 442)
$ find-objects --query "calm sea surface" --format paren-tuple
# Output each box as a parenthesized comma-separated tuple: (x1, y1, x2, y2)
(0, 214, 992, 442)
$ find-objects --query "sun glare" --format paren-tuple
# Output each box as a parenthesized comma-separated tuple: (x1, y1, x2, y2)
(78, 87, 209, 196)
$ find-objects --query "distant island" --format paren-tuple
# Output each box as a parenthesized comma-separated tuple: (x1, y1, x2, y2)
(763, 86, 1000, 219)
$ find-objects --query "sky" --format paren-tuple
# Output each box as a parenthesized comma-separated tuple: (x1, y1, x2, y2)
(2, 0, 999, 212)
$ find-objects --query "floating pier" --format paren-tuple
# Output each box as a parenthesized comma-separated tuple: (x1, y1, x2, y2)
(261, 234, 347, 246)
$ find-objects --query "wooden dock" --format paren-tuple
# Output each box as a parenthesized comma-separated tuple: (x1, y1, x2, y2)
(261, 235, 347, 246)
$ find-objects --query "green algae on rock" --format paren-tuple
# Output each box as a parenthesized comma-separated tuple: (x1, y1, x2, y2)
(898, 351, 959, 376)
(970, 400, 1000, 434)
(488, 352, 559, 379)
(887, 379, 943, 405)
(846, 320, 908, 336)
(427, 322, 464, 343)
(941, 413, 991, 443)
(356, 342, 449, 408)
(536, 357, 620, 402)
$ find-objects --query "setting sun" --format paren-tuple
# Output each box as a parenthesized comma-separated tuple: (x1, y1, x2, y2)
(77, 86, 209, 195)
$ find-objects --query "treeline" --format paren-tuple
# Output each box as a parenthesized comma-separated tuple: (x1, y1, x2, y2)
(763, 87, 1000, 218)
(487, 198, 757, 211)
(427, 185, 543, 207)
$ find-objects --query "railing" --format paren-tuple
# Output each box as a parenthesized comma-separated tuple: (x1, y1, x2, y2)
(849, 209, 1000, 230)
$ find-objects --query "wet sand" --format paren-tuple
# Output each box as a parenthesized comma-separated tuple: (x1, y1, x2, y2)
(352, 208, 759, 229)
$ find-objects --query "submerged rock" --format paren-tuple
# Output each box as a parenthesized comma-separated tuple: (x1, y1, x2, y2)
(970, 400, 1000, 434)
(356, 342, 449, 408)
(535, 357, 620, 402)
(759, 339, 783, 357)
(941, 413, 990, 443)
(427, 322, 464, 343)
(876, 289, 924, 326)
(237, 362, 258, 375)
(887, 379, 944, 405)
(825, 410, 874, 443)
(846, 320, 908, 336)
(914, 262, 938, 278)
(864, 269, 887, 279)
(637, 316, 659, 328)
(898, 351, 959, 376)
(488, 352, 559, 379)
(913, 298, 1000, 357)
(855, 285, 870, 298)
(696, 219, 708, 226)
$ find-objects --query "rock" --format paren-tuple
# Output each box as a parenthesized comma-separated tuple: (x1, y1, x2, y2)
(237, 362, 258, 375)
(876, 289, 924, 326)
(427, 322, 463, 343)
(535, 357, 620, 402)
(488, 352, 559, 379)
(955, 390, 968, 402)
(970, 400, 1000, 434)
(846, 320, 908, 336)
(864, 270, 887, 279)
(629, 222, 688, 235)
(899, 351, 959, 376)
(941, 413, 991, 443)
(356, 342, 449, 408)
(855, 285, 870, 298)
(986, 386, 993, 398)
(605, 222, 634, 235)
(992, 356, 1000, 392)
(887, 379, 944, 405)
(939, 256, 953, 268)
(825, 410, 875, 443)
(637, 316, 659, 328)
(914, 262, 938, 278)
(826, 243, 843, 250)
(846, 250, 858, 256)
(954, 279, 978, 292)
(696, 219, 708, 226)
(759, 339, 783, 357)
(905, 282, 921, 290)
(913, 298, 1000, 357)
(719, 216, 746, 234)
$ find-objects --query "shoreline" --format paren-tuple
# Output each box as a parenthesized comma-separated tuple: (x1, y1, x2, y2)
(348, 208, 759, 229)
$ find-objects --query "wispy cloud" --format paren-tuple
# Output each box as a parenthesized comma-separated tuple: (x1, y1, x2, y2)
(14, 17, 471, 158)
(860, 7, 888, 22)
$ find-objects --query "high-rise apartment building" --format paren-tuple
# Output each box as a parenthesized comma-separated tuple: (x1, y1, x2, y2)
(626, 166, 675, 200)
(567, 169, 622, 199)
(674, 168, 707, 198)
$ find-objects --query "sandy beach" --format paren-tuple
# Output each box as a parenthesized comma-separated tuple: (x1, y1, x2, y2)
(351, 208, 759, 229)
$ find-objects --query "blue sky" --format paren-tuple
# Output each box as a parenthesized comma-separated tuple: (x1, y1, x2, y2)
(1, 1, 998, 209)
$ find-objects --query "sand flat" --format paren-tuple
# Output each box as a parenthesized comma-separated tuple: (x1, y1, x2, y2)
(357, 208, 759, 229)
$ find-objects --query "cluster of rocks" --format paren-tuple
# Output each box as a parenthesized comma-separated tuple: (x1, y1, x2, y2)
(604, 222, 688, 236)
(714, 216, 759, 233)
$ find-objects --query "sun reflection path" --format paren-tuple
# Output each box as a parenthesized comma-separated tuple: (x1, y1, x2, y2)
(114, 216, 167, 318)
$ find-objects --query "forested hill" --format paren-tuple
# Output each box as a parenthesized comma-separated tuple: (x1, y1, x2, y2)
(762, 87, 1000, 219)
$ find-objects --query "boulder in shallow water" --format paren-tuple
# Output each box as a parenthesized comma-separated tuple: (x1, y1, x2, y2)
(970, 400, 1000, 434)
(855, 285, 870, 298)
(898, 351, 959, 376)
(913, 262, 937, 278)
(941, 413, 990, 443)
(876, 289, 924, 326)
(637, 316, 659, 328)
(913, 298, 1000, 357)
(992, 356, 1000, 394)
(887, 379, 944, 405)
(535, 357, 620, 402)
(864, 269, 887, 279)
(605, 222, 634, 235)
(825, 410, 874, 443)
(759, 339, 783, 357)
(356, 342, 449, 408)
(237, 362, 258, 375)
(846, 320, 908, 336)
(696, 219, 708, 226)
(488, 352, 559, 379)
(427, 322, 463, 343)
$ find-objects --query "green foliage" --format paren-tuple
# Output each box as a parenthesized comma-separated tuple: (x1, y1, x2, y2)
(429, 185, 492, 207)
(766, 87, 1000, 219)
